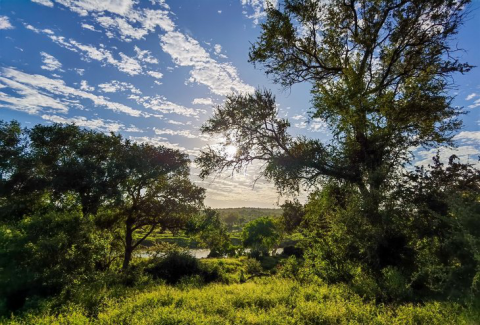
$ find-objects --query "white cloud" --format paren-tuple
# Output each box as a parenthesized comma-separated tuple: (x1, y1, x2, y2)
(129, 136, 186, 152)
(214, 44, 227, 59)
(31, 0, 55, 7)
(74, 68, 85, 75)
(147, 70, 163, 79)
(0, 67, 143, 117)
(241, 0, 278, 25)
(98, 80, 141, 94)
(309, 118, 327, 132)
(81, 23, 99, 32)
(0, 16, 14, 30)
(80, 80, 94, 91)
(129, 94, 202, 117)
(291, 114, 305, 120)
(53, 0, 174, 41)
(416, 146, 480, 168)
(124, 125, 144, 133)
(294, 121, 307, 129)
(134, 46, 158, 64)
(468, 98, 480, 109)
(454, 131, 480, 144)
(31, 1, 252, 96)
(218, 10, 222, 14)
(192, 97, 213, 106)
(53, 0, 135, 16)
(167, 119, 185, 125)
(40, 52, 63, 71)
(41, 114, 126, 132)
(27, 25, 144, 76)
(160, 31, 254, 95)
(153, 127, 208, 141)
(0, 74, 68, 114)
(465, 93, 477, 101)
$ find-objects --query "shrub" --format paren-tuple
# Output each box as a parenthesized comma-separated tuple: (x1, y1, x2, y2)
(145, 251, 201, 284)
(278, 256, 302, 279)
(0, 207, 111, 314)
(242, 217, 280, 257)
(282, 245, 303, 258)
(145, 251, 229, 285)
(244, 258, 262, 276)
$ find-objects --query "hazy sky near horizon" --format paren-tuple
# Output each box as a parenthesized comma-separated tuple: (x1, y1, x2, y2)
(0, 0, 479, 208)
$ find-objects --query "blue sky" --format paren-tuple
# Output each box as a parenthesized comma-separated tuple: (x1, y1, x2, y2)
(0, 0, 479, 208)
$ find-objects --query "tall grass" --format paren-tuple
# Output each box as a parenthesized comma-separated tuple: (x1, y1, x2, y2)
(4, 277, 478, 324)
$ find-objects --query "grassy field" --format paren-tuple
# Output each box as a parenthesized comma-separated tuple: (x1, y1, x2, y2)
(3, 256, 479, 325)
(4, 277, 479, 325)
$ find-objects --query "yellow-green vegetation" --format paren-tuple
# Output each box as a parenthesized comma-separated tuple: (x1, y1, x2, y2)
(4, 277, 479, 325)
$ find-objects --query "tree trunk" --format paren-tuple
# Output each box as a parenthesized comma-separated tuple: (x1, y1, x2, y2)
(122, 219, 134, 270)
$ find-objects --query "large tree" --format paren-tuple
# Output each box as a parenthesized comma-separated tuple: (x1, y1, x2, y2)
(197, 0, 471, 218)
(0, 122, 205, 270)
(118, 142, 205, 269)
(196, 0, 474, 292)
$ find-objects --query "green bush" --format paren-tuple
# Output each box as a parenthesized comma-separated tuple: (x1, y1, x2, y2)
(0, 206, 111, 314)
(278, 256, 302, 279)
(244, 258, 262, 276)
(145, 251, 201, 284)
(145, 251, 230, 285)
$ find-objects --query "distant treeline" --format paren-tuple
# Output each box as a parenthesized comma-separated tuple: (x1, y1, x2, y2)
(216, 207, 282, 227)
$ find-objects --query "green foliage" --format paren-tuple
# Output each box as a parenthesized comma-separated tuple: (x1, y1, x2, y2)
(244, 258, 262, 276)
(194, 0, 475, 304)
(0, 121, 205, 312)
(0, 202, 111, 313)
(242, 216, 281, 257)
(280, 199, 304, 234)
(301, 154, 480, 301)
(145, 251, 201, 284)
(3, 278, 478, 324)
(187, 208, 233, 257)
(115, 140, 205, 269)
(399, 154, 480, 299)
(145, 252, 233, 285)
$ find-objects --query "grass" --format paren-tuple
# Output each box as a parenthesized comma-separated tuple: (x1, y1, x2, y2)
(3, 276, 479, 325)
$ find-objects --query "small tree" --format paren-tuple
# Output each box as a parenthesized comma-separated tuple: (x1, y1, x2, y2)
(188, 208, 232, 257)
(242, 217, 281, 257)
(280, 199, 305, 234)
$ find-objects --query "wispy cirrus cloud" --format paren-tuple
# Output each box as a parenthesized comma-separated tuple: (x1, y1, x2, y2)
(30, 0, 254, 97)
(160, 31, 254, 96)
(465, 93, 478, 101)
(153, 127, 209, 141)
(192, 97, 213, 106)
(129, 135, 186, 152)
(41, 114, 126, 132)
(241, 0, 278, 25)
(40, 52, 63, 71)
(79, 80, 94, 91)
(31, 0, 54, 7)
(129, 94, 202, 117)
(0, 67, 143, 117)
(26, 24, 152, 77)
(98, 80, 142, 94)
(0, 16, 14, 30)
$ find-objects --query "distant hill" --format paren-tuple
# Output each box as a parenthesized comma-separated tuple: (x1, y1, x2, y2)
(216, 207, 282, 228)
